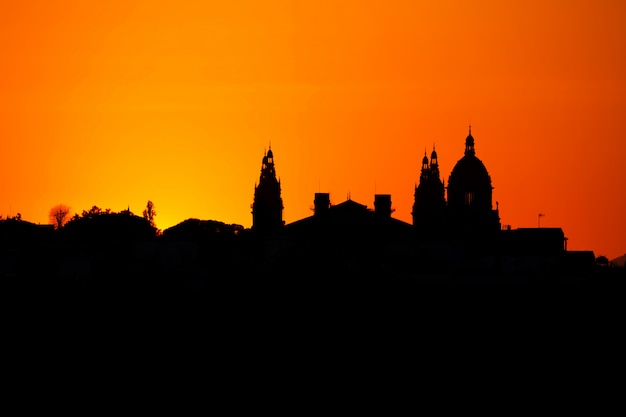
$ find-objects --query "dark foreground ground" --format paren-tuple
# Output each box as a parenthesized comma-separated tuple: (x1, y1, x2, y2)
(3, 273, 623, 415)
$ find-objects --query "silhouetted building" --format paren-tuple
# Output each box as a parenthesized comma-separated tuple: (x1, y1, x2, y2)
(412, 128, 500, 243)
(283, 194, 413, 273)
(446, 127, 501, 237)
(252, 146, 284, 234)
(412, 146, 446, 239)
(243, 129, 601, 280)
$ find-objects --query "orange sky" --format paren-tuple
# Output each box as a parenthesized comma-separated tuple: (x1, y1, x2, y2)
(1, 0, 625, 260)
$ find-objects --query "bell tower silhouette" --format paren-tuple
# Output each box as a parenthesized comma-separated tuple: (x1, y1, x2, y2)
(252, 146, 284, 233)
(412, 145, 446, 237)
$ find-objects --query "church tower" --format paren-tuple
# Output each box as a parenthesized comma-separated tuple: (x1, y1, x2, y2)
(252, 146, 284, 233)
(412, 145, 446, 238)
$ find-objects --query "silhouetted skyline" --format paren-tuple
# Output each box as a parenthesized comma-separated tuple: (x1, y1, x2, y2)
(1, 130, 624, 287)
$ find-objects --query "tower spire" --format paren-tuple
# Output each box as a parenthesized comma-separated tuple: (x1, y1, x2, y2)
(252, 145, 283, 233)
(413, 140, 446, 228)
(465, 125, 475, 155)
(422, 149, 429, 172)
(430, 142, 439, 178)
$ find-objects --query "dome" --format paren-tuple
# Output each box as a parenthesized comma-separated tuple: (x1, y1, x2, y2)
(445, 129, 500, 232)
(448, 154, 491, 189)
(450, 126, 490, 188)
(447, 130, 494, 212)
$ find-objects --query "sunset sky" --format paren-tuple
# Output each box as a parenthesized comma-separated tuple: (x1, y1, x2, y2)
(1, 0, 624, 260)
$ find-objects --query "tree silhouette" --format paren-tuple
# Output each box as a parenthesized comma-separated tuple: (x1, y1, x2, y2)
(143, 201, 157, 228)
(49, 204, 71, 230)
(62, 207, 159, 242)
(82, 206, 100, 218)
(596, 256, 609, 266)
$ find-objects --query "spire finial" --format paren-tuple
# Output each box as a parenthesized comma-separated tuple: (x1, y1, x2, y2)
(465, 125, 475, 155)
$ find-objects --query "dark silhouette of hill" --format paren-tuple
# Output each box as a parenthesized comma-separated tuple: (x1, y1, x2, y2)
(162, 218, 243, 242)
(0, 208, 160, 290)
(59, 209, 158, 242)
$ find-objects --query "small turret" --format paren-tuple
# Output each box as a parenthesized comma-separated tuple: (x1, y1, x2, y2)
(314, 193, 331, 217)
(430, 145, 440, 178)
(374, 194, 393, 219)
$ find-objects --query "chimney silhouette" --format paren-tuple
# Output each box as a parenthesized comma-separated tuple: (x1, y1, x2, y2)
(314, 193, 330, 217)
(374, 194, 393, 219)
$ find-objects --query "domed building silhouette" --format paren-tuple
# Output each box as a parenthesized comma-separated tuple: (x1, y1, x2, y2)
(246, 129, 595, 280)
(446, 126, 501, 237)
(411, 127, 500, 243)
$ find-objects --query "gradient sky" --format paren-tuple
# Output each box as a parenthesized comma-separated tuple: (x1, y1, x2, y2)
(1, 0, 624, 260)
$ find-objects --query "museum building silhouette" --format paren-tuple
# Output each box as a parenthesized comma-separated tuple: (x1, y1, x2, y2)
(251, 128, 591, 277)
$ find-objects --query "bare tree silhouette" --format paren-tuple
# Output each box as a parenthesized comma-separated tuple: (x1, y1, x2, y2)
(49, 204, 71, 230)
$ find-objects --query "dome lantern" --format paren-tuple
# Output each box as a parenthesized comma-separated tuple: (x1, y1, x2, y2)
(465, 125, 475, 155)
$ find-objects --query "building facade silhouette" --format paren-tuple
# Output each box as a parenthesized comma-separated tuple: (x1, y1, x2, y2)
(412, 127, 501, 242)
(249, 129, 593, 278)
(252, 129, 505, 243)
